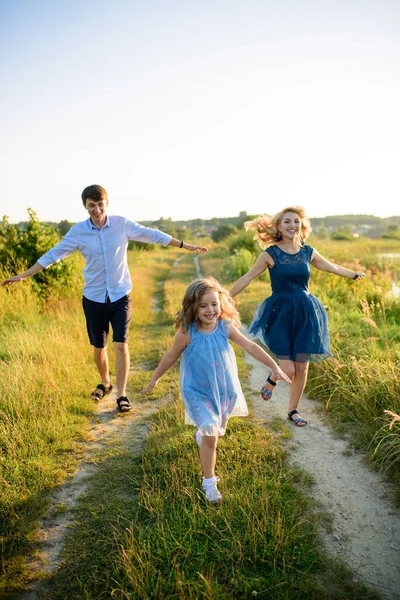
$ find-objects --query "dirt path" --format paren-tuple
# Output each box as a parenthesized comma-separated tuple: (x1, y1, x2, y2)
(244, 348, 400, 600)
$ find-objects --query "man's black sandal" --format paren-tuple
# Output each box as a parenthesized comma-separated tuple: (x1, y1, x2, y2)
(90, 383, 113, 401)
(260, 376, 276, 401)
(117, 396, 132, 413)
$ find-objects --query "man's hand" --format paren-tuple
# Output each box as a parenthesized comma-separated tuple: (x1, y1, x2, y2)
(1, 275, 25, 286)
(1, 262, 43, 286)
(185, 244, 208, 253)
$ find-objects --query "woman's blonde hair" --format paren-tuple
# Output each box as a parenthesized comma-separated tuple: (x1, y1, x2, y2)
(175, 276, 241, 331)
(245, 206, 312, 249)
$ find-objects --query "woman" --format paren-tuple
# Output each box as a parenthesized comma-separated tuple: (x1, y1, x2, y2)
(230, 206, 365, 427)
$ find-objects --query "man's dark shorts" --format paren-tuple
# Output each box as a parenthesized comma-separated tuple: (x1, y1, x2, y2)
(82, 295, 132, 348)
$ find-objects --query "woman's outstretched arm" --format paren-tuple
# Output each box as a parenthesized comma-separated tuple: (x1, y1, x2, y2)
(311, 250, 366, 280)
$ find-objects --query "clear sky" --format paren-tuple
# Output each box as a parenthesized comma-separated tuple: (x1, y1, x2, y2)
(1, 0, 399, 224)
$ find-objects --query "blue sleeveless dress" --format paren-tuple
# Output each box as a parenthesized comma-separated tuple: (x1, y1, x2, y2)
(248, 244, 332, 363)
(180, 319, 248, 436)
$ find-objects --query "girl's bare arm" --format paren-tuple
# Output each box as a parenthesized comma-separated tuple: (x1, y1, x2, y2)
(229, 326, 291, 383)
(142, 330, 189, 392)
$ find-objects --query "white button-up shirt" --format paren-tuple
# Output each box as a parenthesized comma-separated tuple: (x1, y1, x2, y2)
(38, 215, 172, 302)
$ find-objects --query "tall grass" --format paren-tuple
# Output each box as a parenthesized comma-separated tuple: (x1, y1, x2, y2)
(0, 268, 94, 591)
(114, 412, 326, 599)
(0, 240, 394, 598)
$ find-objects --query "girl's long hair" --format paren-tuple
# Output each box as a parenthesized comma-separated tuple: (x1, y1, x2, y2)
(175, 276, 241, 331)
(245, 206, 312, 249)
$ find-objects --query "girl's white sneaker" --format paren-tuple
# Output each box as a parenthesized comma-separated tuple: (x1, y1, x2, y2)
(202, 476, 222, 504)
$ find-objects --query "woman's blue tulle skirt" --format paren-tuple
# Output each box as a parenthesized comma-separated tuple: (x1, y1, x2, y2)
(248, 291, 332, 363)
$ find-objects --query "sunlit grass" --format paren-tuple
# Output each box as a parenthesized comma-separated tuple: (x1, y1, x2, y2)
(45, 248, 374, 600)
(0, 273, 93, 591)
(0, 237, 397, 597)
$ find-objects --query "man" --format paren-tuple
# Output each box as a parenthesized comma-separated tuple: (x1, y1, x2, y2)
(1, 184, 208, 412)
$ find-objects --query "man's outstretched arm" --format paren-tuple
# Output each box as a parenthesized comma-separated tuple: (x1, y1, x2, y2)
(168, 238, 208, 253)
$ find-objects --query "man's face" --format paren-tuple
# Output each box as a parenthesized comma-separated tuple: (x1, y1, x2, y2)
(85, 197, 108, 226)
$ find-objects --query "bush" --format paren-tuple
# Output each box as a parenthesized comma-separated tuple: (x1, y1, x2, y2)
(331, 230, 354, 241)
(223, 248, 256, 279)
(228, 230, 260, 255)
(128, 240, 156, 251)
(0, 209, 80, 297)
(211, 224, 237, 242)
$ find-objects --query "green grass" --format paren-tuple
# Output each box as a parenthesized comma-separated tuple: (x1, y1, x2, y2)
(0, 240, 394, 598)
(0, 272, 95, 593)
(41, 248, 376, 599)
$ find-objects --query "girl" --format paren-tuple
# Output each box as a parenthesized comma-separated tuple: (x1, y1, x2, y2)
(230, 206, 366, 427)
(142, 277, 291, 504)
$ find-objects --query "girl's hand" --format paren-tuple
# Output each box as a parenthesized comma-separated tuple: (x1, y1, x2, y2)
(141, 380, 158, 394)
(271, 367, 292, 384)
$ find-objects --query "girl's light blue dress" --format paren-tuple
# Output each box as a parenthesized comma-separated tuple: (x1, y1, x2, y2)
(180, 319, 248, 436)
(249, 244, 332, 363)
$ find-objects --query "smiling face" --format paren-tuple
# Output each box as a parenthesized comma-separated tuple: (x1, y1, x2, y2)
(85, 197, 108, 228)
(278, 211, 302, 242)
(196, 289, 221, 330)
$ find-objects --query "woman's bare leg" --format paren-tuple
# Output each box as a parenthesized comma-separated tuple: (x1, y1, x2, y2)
(279, 359, 309, 417)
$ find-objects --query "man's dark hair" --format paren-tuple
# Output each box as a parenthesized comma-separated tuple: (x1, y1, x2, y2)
(81, 185, 108, 206)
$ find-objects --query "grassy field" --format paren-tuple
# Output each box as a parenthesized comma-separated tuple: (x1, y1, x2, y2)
(0, 237, 398, 598)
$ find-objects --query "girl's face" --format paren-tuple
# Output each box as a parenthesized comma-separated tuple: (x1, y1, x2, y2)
(278, 211, 301, 241)
(196, 289, 221, 329)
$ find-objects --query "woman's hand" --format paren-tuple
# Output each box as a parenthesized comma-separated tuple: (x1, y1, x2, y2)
(353, 272, 366, 281)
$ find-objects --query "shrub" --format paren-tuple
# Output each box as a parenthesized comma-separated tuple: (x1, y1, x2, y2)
(211, 224, 237, 242)
(223, 248, 256, 280)
(128, 240, 156, 251)
(228, 230, 260, 255)
(331, 230, 354, 241)
(0, 209, 80, 297)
